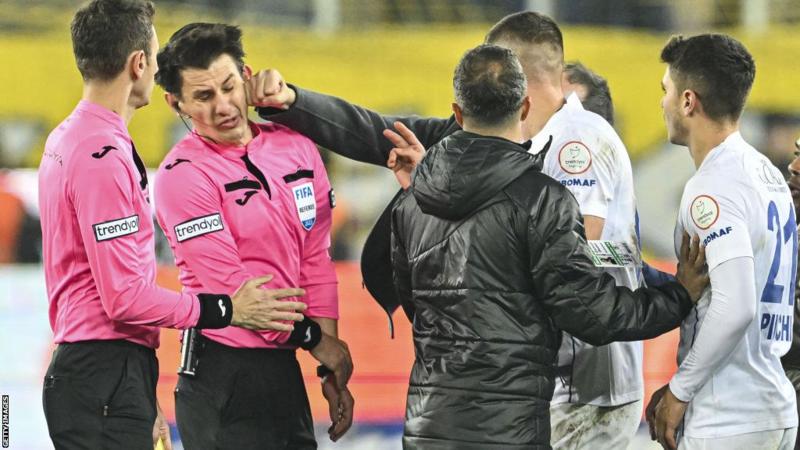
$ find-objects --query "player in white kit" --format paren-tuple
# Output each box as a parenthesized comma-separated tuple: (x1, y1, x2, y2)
(647, 34, 798, 450)
(529, 90, 646, 450)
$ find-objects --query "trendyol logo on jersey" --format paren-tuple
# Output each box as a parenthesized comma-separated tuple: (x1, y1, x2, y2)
(175, 213, 224, 242)
(292, 182, 316, 231)
(561, 178, 596, 188)
(558, 141, 592, 174)
(93, 215, 139, 242)
(690, 195, 720, 230)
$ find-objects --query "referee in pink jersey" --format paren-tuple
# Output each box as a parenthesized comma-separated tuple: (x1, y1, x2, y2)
(152, 23, 354, 449)
(39, 2, 307, 449)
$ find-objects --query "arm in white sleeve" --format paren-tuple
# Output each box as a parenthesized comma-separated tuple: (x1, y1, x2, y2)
(669, 256, 756, 402)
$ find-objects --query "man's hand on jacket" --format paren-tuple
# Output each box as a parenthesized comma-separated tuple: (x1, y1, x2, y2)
(675, 232, 709, 302)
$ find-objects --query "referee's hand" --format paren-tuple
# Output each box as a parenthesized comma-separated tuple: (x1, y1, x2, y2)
(311, 334, 353, 390)
(230, 275, 307, 331)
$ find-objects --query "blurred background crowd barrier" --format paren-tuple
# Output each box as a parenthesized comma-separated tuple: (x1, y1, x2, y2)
(0, 0, 799, 448)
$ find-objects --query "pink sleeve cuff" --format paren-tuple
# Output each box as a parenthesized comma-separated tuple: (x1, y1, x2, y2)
(302, 282, 339, 319)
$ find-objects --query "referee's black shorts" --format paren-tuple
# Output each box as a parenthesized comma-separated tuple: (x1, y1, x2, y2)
(175, 337, 316, 450)
(42, 339, 158, 450)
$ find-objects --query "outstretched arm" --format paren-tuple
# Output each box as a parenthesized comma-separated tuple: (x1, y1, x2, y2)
(248, 69, 458, 166)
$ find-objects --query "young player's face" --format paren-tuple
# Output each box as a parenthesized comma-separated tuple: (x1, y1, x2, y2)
(660, 67, 687, 145)
(130, 28, 159, 109)
(178, 54, 250, 145)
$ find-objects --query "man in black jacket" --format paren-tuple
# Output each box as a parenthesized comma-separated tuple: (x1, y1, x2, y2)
(385, 43, 706, 450)
(250, 12, 693, 447)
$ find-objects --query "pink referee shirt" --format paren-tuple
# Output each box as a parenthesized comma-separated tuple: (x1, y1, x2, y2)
(39, 100, 200, 348)
(154, 121, 337, 349)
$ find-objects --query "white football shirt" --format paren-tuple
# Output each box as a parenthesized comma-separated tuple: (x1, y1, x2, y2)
(531, 93, 644, 406)
(673, 131, 797, 437)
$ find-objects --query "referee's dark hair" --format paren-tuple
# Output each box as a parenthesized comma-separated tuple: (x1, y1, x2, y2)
(564, 62, 615, 125)
(156, 23, 246, 96)
(453, 44, 527, 128)
(71, 0, 155, 81)
(661, 34, 755, 122)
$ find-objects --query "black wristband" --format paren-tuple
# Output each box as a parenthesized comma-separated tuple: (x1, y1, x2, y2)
(317, 364, 333, 379)
(195, 293, 233, 329)
(286, 317, 322, 350)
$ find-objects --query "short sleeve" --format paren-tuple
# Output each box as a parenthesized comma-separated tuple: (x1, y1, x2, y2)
(679, 177, 753, 271)
(544, 130, 618, 219)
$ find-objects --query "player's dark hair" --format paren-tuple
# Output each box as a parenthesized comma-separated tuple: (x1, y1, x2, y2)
(453, 44, 527, 127)
(564, 62, 614, 125)
(485, 12, 563, 57)
(661, 34, 755, 122)
(71, 0, 155, 81)
(156, 23, 245, 96)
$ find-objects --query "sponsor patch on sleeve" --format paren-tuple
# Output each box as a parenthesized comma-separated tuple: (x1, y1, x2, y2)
(174, 213, 224, 242)
(690, 195, 720, 230)
(292, 182, 316, 231)
(560, 178, 597, 188)
(93, 215, 139, 242)
(558, 141, 592, 174)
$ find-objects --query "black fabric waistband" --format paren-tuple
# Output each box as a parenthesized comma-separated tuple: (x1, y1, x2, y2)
(58, 339, 155, 355)
(201, 335, 296, 360)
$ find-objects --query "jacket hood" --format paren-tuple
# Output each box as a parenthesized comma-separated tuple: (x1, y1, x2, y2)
(412, 130, 542, 220)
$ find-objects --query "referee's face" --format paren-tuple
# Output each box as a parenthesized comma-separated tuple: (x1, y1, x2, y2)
(179, 54, 251, 145)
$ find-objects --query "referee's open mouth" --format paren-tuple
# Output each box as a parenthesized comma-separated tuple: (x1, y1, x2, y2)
(218, 115, 241, 130)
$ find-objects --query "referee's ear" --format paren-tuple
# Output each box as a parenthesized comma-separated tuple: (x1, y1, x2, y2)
(242, 64, 253, 81)
(165, 92, 180, 114)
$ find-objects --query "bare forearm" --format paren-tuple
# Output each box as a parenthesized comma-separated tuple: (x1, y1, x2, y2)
(312, 317, 338, 337)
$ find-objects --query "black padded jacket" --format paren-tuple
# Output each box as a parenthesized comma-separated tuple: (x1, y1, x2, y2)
(390, 131, 692, 449)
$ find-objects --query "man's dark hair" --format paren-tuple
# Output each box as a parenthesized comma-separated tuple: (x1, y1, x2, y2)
(453, 44, 527, 127)
(661, 34, 755, 122)
(71, 0, 155, 81)
(156, 23, 246, 96)
(564, 62, 614, 125)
